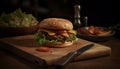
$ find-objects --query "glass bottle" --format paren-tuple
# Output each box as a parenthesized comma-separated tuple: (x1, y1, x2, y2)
(73, 4, 82, 30)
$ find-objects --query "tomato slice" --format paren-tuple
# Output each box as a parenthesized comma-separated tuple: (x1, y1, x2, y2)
(36, 47, 51, 52)
(56, 30, 67, 34)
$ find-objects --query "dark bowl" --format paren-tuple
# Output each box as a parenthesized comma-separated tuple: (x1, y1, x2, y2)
(0, 24, 39, 36)
(76, 27, 115, 42)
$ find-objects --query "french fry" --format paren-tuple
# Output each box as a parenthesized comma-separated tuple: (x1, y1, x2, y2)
(94, 27, 104, 35)
(88, 25, 95, 34)
(77, 25, 112, 36)
(97, 30, 112, 36)
(77, 28, 92, 35)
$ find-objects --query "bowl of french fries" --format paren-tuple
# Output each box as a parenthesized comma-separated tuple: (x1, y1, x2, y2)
(76, 25, 115, 42)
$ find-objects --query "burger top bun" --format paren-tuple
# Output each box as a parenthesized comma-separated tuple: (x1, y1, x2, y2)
(39, 18, 73, 30)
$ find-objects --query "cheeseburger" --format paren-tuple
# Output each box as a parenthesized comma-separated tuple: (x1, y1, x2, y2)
(35, 18, 78, 47)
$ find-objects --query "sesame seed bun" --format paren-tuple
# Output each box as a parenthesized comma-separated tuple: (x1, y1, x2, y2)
(39, 18, 73, 30)
(36, 18, 76, 47)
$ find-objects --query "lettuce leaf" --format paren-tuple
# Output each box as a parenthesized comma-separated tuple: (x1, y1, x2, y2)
(34, 33, 78, 45)
(0, 9, 38, 27)
(34, 33, 57, 45)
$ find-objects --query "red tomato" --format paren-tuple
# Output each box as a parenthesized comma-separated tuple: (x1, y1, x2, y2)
(36, 47, 51, 52)
(56, 30, 67, 34)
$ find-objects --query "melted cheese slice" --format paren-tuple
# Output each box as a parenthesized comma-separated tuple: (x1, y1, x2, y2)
(38, 29, 55, 35)
(38, 29, 76, 37)
(68, 30, 76, 35)
(61, 33, 69, 37)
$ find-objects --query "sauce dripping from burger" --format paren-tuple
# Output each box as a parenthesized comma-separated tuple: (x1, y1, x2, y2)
(36, 47, 52, 52)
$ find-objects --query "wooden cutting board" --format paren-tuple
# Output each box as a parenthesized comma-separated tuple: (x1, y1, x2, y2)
(0, 35, 111, 66)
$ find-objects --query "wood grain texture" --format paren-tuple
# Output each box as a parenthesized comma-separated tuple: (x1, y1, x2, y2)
(0, 35, 111, 66)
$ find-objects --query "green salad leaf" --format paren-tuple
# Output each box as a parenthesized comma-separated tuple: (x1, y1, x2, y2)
(34, 33, 58, 45)
(34, 33, 78, 46)
(0, 9, 38, 28)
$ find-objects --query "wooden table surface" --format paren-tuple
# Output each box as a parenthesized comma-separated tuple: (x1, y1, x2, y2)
(0, 37, 120, 69)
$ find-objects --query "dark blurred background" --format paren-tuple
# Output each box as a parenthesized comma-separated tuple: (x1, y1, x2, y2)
(0, 0, 119, 38)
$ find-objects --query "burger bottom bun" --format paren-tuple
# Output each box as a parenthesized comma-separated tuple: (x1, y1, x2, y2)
(44, 41, 73, 48)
